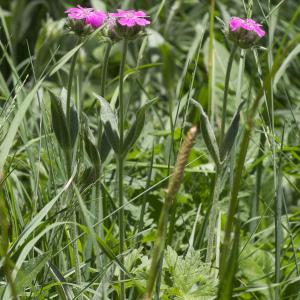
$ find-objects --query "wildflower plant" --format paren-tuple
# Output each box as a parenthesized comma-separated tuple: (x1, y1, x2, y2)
(54, 5, 152, 299)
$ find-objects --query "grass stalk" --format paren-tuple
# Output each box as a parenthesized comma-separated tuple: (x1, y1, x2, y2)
(144, 126, 197, 300)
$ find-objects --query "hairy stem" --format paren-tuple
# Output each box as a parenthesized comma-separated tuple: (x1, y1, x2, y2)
(205, 168, 222, 265)
(66, 38, 81, 129)
(118, 39, 128, 300)
(220, 45, 237, 145)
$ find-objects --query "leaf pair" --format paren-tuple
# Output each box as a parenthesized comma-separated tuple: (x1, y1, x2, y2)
(191, 99, 245, 166)
(50, 90, 78, 151)
(83, 120, 111, 167)
(95, 94, 156, 158)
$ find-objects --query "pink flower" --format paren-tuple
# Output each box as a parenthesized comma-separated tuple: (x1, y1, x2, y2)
(65, 6, 94, 20)
(86, 11, 107, 28)
(109, 9, 150, 27)
(65, 5, 107, 28)
(229, 17, 265, 38)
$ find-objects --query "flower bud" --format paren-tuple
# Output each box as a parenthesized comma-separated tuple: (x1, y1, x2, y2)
(65, 18, 93, 36)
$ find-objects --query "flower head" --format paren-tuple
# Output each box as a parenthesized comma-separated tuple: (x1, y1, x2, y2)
(228, 17, 266, 48)
(65, 6, 94, 20)
(108, 9, 150, 40)
(65, 5, 107, 35)
(109, 10, 150, 27)
(85, 11, 107, 28)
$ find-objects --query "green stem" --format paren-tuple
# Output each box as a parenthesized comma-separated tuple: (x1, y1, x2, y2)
(220, 45, 237, 145)
(66, 38, 81, 130)
(219, 127, 251, 280)
(65, 39, 81, 294)
(208, 0, 215, 122)
(144, 200, 171, 300)
(117, 39, 128, 300)
(95, 45, 112, 272)
(205, 167, 222, 265)
(71, 205, 82, 294)
(101, 42, 112, 97)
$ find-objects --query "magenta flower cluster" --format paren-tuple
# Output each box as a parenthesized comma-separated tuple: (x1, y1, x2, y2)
(229, 17, 265, 38)
(65, 5, 150, 29)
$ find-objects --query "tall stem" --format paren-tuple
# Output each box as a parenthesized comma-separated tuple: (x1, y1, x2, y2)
(220, 45, 237, 145)
(205, 167, 222, 265)
(101, 42, 112, 97)
(208, 0, 215, 122)
(66, 38, 81, 129)
(117, 39, 128, 300)
(65, 38, 82, 297)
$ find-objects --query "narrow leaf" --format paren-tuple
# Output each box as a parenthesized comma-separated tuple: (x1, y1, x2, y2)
(100, 132, 112, 163)
(0, 79, 43, 169)
(122, 99, 157, 156)
(50, 92, 71, 150)
(218, 222, 240, 299)
(220, 100, 245, 160)
(191, 99, 220, 167)
(84, 126, 100, 167)
(69, 104, 78, 148)
(15, 252, 51, 294)
(94, 94, 120, 155)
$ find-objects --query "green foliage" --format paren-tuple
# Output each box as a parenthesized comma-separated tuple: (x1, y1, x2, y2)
(163, 247, 217, 299)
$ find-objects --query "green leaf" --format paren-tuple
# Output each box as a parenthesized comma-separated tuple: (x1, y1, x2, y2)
(191, 99, 220, 167)
(100, 132, 112, 163)
(95, 94, 120, 155)
(0, 78, 44, 169)
(15, 252, 51, 294)
(122, 99, 157, 156)
(69, 104, 78, 148)
(50, 92, 71, 150)
(218, 222, 240, 300)
(220, 100, 245, 161)
(84, 125, 100, 167)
